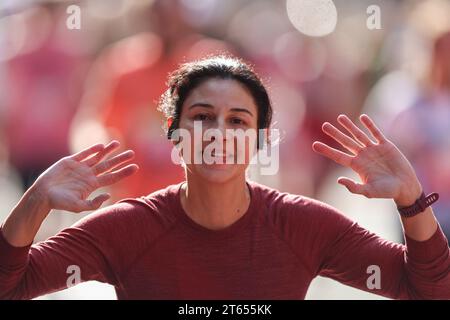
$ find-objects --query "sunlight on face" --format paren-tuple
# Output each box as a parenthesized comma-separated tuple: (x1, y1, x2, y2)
(177, 78, 259, 183)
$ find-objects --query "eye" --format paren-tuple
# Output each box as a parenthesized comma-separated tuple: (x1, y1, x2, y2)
(230, 117, 246, 125)
(193, 113, 212, 121)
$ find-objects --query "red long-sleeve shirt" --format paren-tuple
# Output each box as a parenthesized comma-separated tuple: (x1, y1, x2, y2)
(1, 181, 449, 299)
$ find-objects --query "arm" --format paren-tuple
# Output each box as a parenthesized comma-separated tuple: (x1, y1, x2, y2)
(0, 141, 138, 299)
(312, 114, 450, 299)
(319, 216, 449, 299)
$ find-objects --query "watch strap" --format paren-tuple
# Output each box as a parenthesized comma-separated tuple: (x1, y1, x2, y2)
(397, 192, 439, 218)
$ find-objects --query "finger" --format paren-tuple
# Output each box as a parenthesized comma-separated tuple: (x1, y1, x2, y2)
(359, 114, 386, 143)
(337, 177, 372, 198)
(337, 114, 374, 146)
(70, 143, 105, 162)
(322, 122, 363, 154)
(312, 141, 353, 167)
(97, 164, 139, 187)
(75, 193, 111, 212)
(83, 140, 120, 167)
(93, 150, 135, 175)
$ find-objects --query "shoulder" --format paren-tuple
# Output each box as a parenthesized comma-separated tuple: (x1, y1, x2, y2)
(118, 182, 182, 226)
(248, 180, 355, 236)
(53, 183, 185, 278)
(73, 182, 183, 238)
(248, 180, 358, 274)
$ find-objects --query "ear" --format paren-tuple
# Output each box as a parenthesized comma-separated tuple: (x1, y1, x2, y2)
(167, 116, 174, 140)
(167, 117, 173, 130)
(167, 117, 179, 146)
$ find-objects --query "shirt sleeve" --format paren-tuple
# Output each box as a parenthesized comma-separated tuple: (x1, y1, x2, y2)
(316, 205, 450, 299)
(0, 201, 150, 300)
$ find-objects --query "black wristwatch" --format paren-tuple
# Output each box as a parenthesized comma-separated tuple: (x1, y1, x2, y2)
(397, 192, 439, 218)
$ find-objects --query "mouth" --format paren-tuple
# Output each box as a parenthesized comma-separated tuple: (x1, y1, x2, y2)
(204, 151, 235, 163)
(211, 152, 230, 157)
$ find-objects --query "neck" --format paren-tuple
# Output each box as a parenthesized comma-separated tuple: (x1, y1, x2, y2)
(181, 173, 251, 230)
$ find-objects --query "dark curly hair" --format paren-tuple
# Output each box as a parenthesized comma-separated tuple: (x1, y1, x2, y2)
(157, 55, 273, 149)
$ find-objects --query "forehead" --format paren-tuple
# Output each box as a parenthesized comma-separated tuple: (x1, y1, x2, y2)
(183, 78, 257, 112)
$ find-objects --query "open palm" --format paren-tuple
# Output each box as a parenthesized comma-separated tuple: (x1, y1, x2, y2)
(312, 114, 421, 205)
(34, 141, 139, 213)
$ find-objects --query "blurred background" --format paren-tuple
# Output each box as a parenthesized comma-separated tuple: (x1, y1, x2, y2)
(0, 0, 449, 299)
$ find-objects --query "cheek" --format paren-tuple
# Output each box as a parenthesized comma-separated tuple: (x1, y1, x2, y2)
(172, 120, 196, 163)
(234, 130, 258, 162)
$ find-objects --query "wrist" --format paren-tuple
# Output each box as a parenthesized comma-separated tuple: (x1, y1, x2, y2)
(26, 183, 52, 216)
(394, 181, 423, 207)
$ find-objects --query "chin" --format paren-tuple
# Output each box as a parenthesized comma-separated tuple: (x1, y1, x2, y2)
(189, 163, 246, 184)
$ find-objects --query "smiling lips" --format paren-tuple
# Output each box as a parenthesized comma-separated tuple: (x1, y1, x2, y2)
(205, 151, 234, 163)
(211, 152, 230, 157)
(211, 152, 233, 158)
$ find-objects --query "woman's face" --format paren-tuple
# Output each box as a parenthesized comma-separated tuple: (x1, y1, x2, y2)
(177, 78, 259, 184)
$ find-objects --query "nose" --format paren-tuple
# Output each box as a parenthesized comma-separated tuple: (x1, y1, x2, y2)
(210, 116, 232, 145)
(216, 117, 227, 136)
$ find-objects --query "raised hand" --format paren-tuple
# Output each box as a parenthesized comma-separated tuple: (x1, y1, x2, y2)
(33, 141, 139, 213)
(312, 114, 422, 206)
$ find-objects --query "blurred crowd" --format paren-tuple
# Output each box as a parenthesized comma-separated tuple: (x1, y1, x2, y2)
(0, 0, 449, 299)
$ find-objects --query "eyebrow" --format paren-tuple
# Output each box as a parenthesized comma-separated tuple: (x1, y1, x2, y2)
(188, 103, 254, 117)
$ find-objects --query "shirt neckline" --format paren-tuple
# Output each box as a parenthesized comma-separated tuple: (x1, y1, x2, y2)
(171, 180, 258, 239)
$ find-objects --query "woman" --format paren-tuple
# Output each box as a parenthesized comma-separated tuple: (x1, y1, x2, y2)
(0, 56, 449, 299)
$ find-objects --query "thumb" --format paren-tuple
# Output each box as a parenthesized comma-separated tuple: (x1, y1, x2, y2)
(337, 177, 371, 198)
(76, 193, 111, 212)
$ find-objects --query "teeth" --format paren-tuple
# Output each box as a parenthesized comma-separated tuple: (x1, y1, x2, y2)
(213, 154, 232, 158)
(211, 152, 227, 156)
